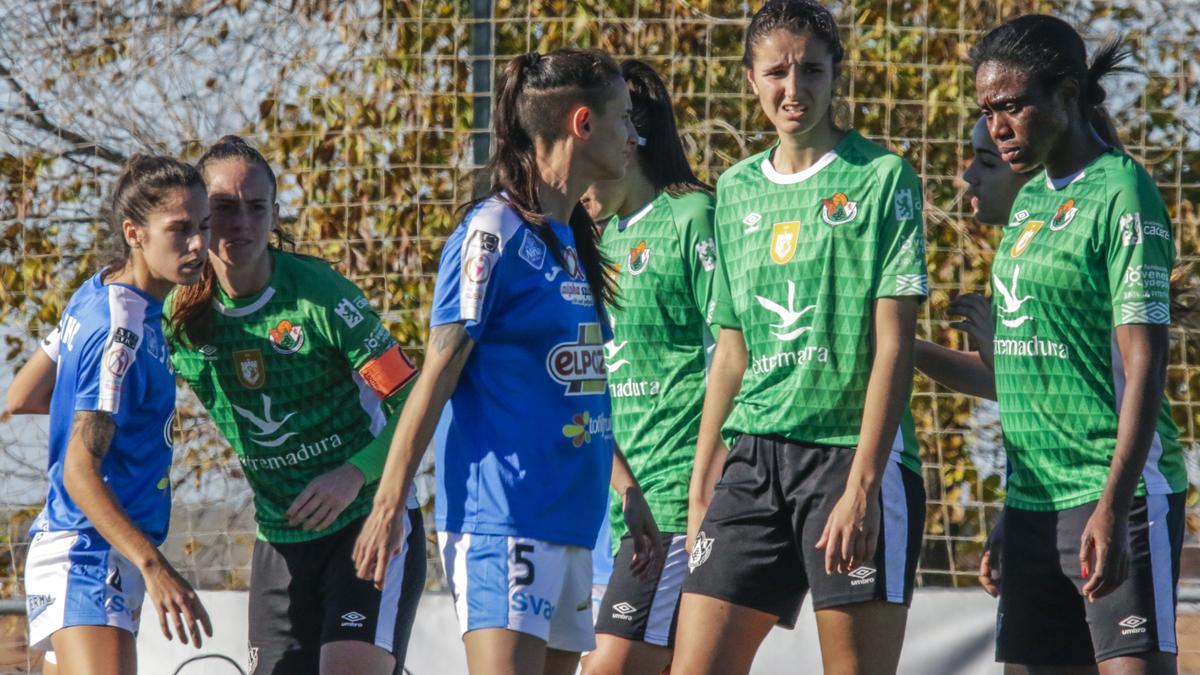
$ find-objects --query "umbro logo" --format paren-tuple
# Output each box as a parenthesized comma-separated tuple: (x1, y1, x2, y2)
(743, 212, 763, 234)
(848, 566, 877, 586)
(1119, 615, 1148, 635)
(340, 611, 366, 628)
(611, 601, 637, 622)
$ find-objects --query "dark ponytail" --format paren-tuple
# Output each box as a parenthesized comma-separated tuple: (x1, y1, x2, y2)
(463, 49, 622, 309)
(621, 59, 712, 196)
(170, 135, 285, 347)
(103, 154, 204, 276)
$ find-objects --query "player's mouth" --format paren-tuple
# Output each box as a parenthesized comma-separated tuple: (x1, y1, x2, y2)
(180, 258, 205, 274)
(223, 238, 255, 250)
(999, 146, 1024, 164)
(780, 103, 808, 121)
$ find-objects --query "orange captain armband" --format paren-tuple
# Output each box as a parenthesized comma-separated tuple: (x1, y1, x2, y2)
(359, 343, 418, 399)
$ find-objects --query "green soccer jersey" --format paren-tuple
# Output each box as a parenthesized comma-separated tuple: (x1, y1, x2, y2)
(168, 251, 418, 542)
(600, 190, 718, 545)
(991, 149, 1186, 511)
(710, 131, 927, 472)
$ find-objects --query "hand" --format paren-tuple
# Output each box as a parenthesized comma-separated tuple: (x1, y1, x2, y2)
(286, 463, 365, 532)
(979, 514, 1004, 597)
(141, 555, 212, 648)
(686, 501, 706, 559)
(816, 485, 880, 575)
(1080, 504, 1130, 601)
(621, 486, 663, 583)
(949, 293, 994, 346)
(353, 501, 408, 590)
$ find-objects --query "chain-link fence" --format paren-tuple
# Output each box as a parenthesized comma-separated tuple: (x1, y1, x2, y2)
(1, 0, 1198, 668)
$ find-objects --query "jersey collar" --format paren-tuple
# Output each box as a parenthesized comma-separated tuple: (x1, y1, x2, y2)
(617, 199, 656, 232)
(760, 145, 840, 185)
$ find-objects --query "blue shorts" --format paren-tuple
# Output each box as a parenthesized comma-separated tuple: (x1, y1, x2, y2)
(438, 532, 594, 653)
(24, 529, 145, 651)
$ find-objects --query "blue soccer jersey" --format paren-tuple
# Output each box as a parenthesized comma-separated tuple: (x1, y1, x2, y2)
(34, 271, 176, 545)
(431, 196, 614, 548)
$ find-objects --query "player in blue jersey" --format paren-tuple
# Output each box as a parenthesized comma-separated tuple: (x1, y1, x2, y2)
(22, 155, 212, 675)
(353, 49, 663, 675)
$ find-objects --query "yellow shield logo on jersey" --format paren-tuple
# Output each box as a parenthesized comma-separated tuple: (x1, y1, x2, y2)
(234, 349, 266, 389)
(1010, 219, 1044, 258)
(770, 221, 801, 264)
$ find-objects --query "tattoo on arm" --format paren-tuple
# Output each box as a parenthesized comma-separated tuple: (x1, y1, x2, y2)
(431, 323, 471, 355)
(70, 411, 115, 460)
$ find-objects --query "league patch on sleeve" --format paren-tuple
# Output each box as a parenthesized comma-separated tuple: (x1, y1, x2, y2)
(461, 229, 501, 321)
(359, 343, 418, 399)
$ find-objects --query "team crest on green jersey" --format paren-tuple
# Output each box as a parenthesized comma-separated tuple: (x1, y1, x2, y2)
(234, 349, 266, 389)
(1048, 199, 1078, 231)
(627, 240, 651, 276)
(770, 221, 801, 264)
(820, 192, 858, 226)
(1010, 219, 1044, 258)
(268, 319, 304, 355)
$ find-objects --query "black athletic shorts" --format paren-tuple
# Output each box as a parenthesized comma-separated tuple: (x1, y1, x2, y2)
(682, 434, 924, 628)
(595, 532, 688, 647)
(996, 492, 1184, 665)
(248, 509, 426, 675)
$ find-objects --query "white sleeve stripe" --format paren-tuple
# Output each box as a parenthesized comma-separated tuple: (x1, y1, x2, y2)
(98, 286, 149, 415)
(458, 198, 523, 321)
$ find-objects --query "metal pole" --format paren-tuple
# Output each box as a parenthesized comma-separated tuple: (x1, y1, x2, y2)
(470, 0, 494, 171)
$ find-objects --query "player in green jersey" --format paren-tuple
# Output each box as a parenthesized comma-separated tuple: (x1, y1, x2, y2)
(673, 2, 928, 674)
(970, 16, 1186, 672)
(577, 59, 716, 675)
(166, 136, 425, 675)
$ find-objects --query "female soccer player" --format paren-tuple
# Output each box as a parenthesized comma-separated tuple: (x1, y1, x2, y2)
(23, 155, 212, 675)
(967, 16, 1187, 673)
(673, 1, 928, 673)
(12, 139, 428, 674)
(579, 59, 716, 675)
(351, 49, 662, 675)
(165, 135, 427, 675)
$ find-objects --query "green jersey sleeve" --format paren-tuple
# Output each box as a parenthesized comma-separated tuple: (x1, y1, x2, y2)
(709, 180, 740, 330)
(673, 192, 720, 339)
(1106, 172, 1174, 326)
(319, 275, 419, 482)
(873, 160, 928, 299)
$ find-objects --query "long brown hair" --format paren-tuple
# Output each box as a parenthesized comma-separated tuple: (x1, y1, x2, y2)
(621, 59, 712, 197)
(169, 135, 288, 347)
(462, 49, 622, 308)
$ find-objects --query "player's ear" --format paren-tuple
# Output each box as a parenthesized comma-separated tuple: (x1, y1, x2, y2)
(570, 104, 592, 139)
(122, 219, 142, 249)
(746, 68, 760, 96)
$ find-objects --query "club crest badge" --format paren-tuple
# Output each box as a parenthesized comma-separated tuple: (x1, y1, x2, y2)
(1048, 199, 1077, 231)
(268, 320, 304, 355)
(820, 192, 859, 226)
(1010, 219, 1045, 258)
(627, 240, 651, 276)
(234, 349, 266, 389)
(689, 531, 714, 572)
(770, 221, 801, 264)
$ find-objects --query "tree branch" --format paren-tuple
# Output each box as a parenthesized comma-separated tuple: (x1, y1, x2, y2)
(0, 61, 127, 166)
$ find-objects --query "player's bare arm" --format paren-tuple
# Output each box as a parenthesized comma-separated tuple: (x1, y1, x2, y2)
(818, 296, 919, 575)
(63, 411, 212, 647)
(353, 322, 474, 588)
(6, 348, 57, 414)
(1080, 323, 1169, 601)
(686, 327, 746, 552)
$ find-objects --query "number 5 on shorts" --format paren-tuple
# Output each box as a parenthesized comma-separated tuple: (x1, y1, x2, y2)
(514, 543, 536, 585)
